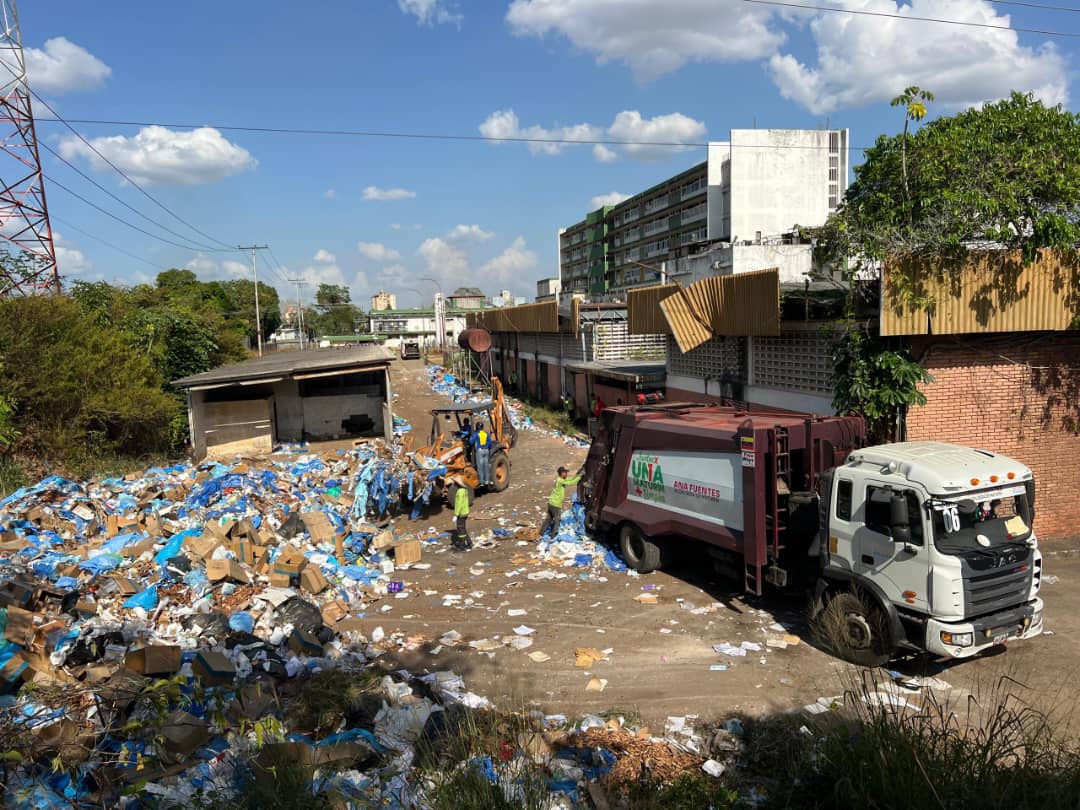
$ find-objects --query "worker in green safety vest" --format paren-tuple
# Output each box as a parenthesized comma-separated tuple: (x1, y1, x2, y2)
(541, 465, 582, 538)
(453, 485, 472, 551)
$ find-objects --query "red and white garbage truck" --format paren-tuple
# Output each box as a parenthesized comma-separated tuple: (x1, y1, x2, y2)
(580, 402, 1044, 664)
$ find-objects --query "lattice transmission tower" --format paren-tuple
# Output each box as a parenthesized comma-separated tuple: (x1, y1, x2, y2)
(0, 0, 59, 295)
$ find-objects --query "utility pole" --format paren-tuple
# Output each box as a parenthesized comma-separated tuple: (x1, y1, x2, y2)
(286, 277, 306, 350)
(237, 244, 268, 355)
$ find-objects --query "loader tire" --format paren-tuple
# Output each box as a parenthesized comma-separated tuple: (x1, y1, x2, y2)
(619, 523, 662, 574)
(489, 453, 510, 492)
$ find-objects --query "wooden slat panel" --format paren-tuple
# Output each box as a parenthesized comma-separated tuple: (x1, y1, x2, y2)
(881, 250, 1080, 336)
(660, 287, 713, 352)
(627, 284, 677, 334)
(467, 301, 561, 334)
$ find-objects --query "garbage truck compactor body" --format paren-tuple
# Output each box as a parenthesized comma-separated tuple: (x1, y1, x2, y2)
(580, 403, 1043, 664)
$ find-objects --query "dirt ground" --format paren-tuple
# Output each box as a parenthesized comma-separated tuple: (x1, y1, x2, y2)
(340, 359, 1080, 729)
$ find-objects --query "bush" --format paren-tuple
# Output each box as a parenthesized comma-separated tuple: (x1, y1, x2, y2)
(0, 296, 180, 461)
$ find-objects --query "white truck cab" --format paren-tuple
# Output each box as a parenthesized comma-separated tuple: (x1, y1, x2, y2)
(824, 441, 1043, 659)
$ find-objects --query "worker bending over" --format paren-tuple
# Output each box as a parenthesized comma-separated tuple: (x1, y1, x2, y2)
(542, 465, 582, 538)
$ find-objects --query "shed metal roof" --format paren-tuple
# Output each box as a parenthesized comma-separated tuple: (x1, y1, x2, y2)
(173, 346, 392, 388)
(564, 360, 667, 384)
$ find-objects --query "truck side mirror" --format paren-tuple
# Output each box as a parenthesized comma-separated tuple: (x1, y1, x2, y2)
(890, 494, 911, 544)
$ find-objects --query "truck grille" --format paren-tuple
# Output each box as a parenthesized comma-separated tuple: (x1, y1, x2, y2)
(961, 548, 1033, 619)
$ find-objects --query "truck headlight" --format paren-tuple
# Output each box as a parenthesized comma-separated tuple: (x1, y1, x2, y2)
(940, 631, 973, 647)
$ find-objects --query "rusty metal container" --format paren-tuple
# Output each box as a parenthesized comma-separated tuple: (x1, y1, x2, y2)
(458, 328, 492, 353)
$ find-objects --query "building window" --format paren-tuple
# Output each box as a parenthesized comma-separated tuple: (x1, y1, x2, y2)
(829, 131, 839, 151)
(829, 168, 838, 181)
(828, 195, 838, 209)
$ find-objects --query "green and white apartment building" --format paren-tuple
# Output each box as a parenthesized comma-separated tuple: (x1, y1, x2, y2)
(559, 128, 849, 298)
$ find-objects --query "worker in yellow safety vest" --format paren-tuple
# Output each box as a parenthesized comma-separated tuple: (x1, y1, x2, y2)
(453, 485, 472, 551)
(471, 421, 493, 486)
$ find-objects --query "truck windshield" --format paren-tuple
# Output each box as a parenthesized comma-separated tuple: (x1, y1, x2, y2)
(930, 489, 1033, 555)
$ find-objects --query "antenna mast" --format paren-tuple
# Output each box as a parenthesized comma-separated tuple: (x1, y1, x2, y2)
(0, 0, 60, 295)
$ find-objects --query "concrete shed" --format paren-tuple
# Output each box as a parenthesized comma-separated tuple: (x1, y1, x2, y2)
(173, 347, 394, 459)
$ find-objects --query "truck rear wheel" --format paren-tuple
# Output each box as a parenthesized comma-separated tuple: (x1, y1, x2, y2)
(489, 453, 510, 492)
(819, 591, 894, 667)
(619, 523, 662, 574)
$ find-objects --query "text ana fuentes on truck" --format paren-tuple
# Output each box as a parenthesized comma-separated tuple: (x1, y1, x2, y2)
(579, 403, 1043, 666)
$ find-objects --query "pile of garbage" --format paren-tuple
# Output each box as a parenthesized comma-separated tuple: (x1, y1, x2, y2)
(426, 367, 589, 448)
(0, 446, 707, 808)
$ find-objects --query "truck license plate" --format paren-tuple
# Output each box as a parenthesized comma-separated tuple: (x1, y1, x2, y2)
(992, 632, 1010, 645)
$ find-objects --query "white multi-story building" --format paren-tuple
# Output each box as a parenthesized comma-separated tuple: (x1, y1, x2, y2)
(559, 128, 849, 296)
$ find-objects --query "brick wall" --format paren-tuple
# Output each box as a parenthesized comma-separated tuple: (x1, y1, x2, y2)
(906, 333, 1080, 545)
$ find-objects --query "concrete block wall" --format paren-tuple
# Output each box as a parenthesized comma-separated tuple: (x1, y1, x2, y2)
(906, 334, 1080, 545)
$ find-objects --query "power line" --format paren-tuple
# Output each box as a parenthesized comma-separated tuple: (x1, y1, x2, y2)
(39, 140, 224, 253)
(45, 172, 240, 252)
(50, 214, 169, 273)
(741, 0, 1080, 37)
(25, 89, 238, 250)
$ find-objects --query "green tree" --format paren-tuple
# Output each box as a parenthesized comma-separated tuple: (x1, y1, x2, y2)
(316, 284, 351, 307)
(220, 279, 282, 343)
(820, 91, 1080, 264)
(0, 296, 179, 459)
(890, 85, 934, 223)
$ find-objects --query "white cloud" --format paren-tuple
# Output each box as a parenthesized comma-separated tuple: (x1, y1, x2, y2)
(324, 188, 336, 199)
(479, 108, 704, 161)
(591, 191, 630, 208)
(593, 144, 617, 163)
(398, 0, 462, 26)
(222, 259, 249, 278)
(25, 37, 111, 94)
(52, 232, 91, 275)
(418, 237, 470, 279)
(767, 0, 1067, 113)
(357, 241, 402, 261)
(390, 223, 403, 230)
(506, 0, 783, 81)
(59, 126, 256, 186)
(362, 185, 417, 201)
(608, 110, 706, 159)
(313, 249, 337, 263)
(479, 236, 539, 285)
(479, 109, 603, 155)
(447, 224, 494, 241)
(185, 255, 218, 277)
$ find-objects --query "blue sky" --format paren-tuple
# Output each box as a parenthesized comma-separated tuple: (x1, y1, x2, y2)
(19, 0, 1077, 306)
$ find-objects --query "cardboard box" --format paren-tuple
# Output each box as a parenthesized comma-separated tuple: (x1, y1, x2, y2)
(142, 511, 164, 537)
(99, 670, 149, 712)
(204, 520, 231, 541)
(121, 537, 157, 560)
(321, 599, 350, 625)
(371, 530, 395, 551)
(301, 511, 335, 544)
(299, 565, 329, 595)
(0, 652, 29, 687)
(392, 540, 422, 566)
(159, 710, 209, 757)
(191, 649, 236, 686)
(288, 629, 324, 657)
(0, 578, 36, 609)
(277, 545, 306, 566)
(267, 572, 292, 588)
(230, 538, 256, 566)
(3, 606, 37, 646)
(124, 645, 181, 676)
(206, 559, 251, 584)
(0, 532, 28, 554)
(187, 534, 222, 561)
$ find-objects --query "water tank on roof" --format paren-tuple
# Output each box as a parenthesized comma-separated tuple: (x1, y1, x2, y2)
(458, 328, 492, 353)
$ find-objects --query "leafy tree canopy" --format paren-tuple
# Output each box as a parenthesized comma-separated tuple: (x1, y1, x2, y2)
(820, 92, 1080, 265)
(316, 284, 351, 307)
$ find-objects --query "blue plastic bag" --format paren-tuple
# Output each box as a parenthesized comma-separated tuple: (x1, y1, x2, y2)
(228, 611, 254, 634)
(123, 585, 158, 610)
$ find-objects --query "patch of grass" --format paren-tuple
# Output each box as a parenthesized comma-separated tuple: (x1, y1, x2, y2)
(0, 456, 29, 497)
(284, 669, 382, 738)
(746, 669, 1080, 810)
(622, 773, 738, 810)
(196, 746, 340, 810)
(517, 401, 578, 437)
(427, 759, 552, 810)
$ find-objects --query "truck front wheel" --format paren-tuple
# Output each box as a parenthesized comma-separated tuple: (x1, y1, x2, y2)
(619, 524, 662, 574)
(819, 591, 894, 667)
